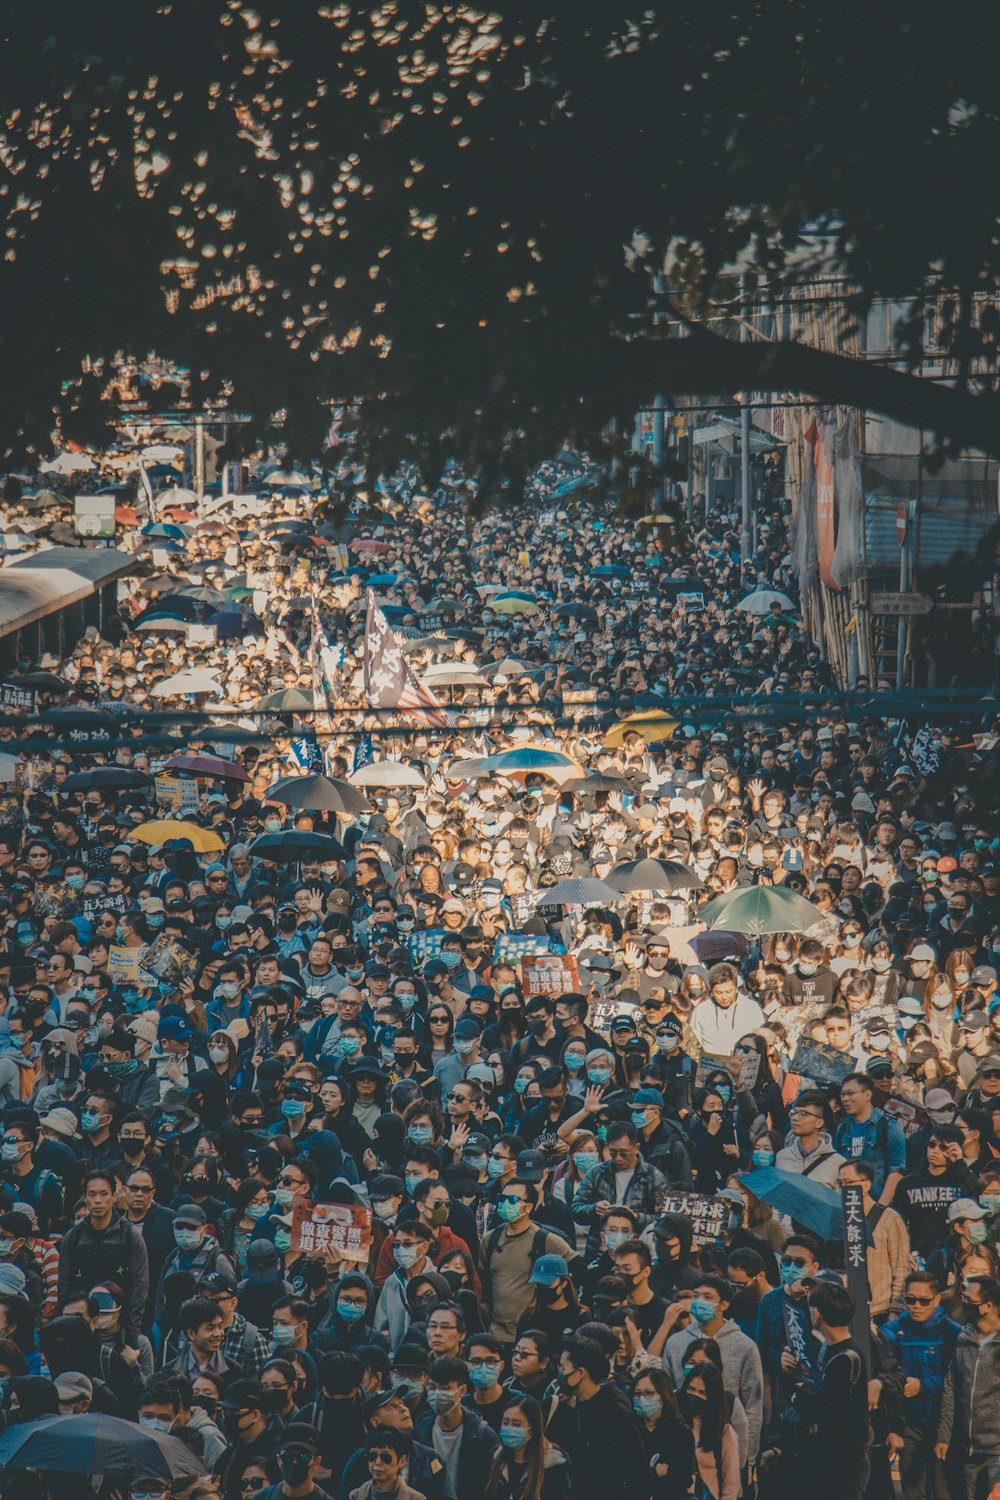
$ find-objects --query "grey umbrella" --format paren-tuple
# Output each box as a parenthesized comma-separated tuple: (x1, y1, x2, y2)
(267, 773, 368, 816)
(606, 857, 702, 893)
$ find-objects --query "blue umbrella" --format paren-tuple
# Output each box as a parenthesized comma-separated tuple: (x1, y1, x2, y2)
(591, 564, 631, 578)
(739, 1167, 843, 1240)
(208, 610, 264, 639)
(141, 522, 188, 540)
(368, 572, 398, 588)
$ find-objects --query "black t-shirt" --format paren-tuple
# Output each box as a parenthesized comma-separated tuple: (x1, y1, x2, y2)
(623, 1291, 669, 1343)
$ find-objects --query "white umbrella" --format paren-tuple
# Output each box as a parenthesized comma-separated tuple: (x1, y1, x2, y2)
(151, 669, 223, 697)
(736, 589, 796, 616)
(349, 760, 427, 789)
(155, 486, 199, 509)
(39, 451, 96, 475)
(142, 443, 184, 462)
(264, 468, 312, 486)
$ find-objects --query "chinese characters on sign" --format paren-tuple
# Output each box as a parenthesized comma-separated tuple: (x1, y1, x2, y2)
(290, 1200, 373, 1264)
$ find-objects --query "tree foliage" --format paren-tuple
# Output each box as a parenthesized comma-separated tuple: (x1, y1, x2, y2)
(3, 1, 1000, 479)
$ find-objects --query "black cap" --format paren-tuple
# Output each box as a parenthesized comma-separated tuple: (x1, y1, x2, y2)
(279, 1422, 321, 1454)
(371, 1174, 405, 1199)
(516, 1148, 546, 1182)
(198, 1269, 238, 1295)
(219, 1378, 267, 1411)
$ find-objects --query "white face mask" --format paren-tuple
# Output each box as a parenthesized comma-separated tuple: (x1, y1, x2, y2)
(871, 958, 892, 973)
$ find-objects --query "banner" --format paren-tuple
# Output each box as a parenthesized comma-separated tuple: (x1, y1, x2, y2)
(696, 1051, 761, 1090)
(806, 417, 839, 591)
(782, 1297, 819, 1382)
(155, 773, 201, 813)
(0, 682, 35, 713)
(791, 1039, 854, 1086)
(353, 734, 375, 773)
(186, 623, 218, 646)
(408, 929, 447, 966)
(74, 494, 116, 539)
(290, 737, 324, 772)
(521, 954, 580, 998)
(493, 932, 551, 964)
(363, 589, 447, 726)
(82, 891, 128, 921)
(290, 1199, 372, 1263)
(107, 945, 141, 985)
(653, 1189, 727, 1247)
(841, 1183, 872, 1372)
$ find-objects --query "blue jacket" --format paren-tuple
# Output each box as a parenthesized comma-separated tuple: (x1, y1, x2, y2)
(881, 1307, 961, 1428)
(832, 1106, 907, 1196)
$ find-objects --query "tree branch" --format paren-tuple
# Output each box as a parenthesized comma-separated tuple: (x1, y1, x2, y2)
(616, 327, 1000, 456)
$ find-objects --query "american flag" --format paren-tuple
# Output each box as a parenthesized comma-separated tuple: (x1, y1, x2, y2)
(363, 589, 447, 727)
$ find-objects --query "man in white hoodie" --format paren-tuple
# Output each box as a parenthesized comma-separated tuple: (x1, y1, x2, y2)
(689, 963, 764, 1055)
(775, 1090, 845, 1189)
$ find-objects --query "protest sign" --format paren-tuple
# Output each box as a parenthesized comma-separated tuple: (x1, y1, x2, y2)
(782, 1298, 819, 1381)
(521, 954, 580, 998)
(107, 945, 141, 985)
(696, 1052, 761, 1091)
(408, 929, 446, 966)
(142, 934, 200, 988)
(0, 682, 36, 713)
(290, 1199, 372, 1263)
(654, 1189, 728, 1247)
(82, 891, 128, 921)
(792, 1039, 854, 1086)
(880, 1093, 928, 1138)
(841, 1183, 872, 1369)
(186, 623, 218, 647)
(493, 932, 552, 965)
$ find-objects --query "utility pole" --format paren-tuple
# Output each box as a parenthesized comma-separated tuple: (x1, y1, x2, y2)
(194, 415, 206, 511)
(740, 273, 752, 565)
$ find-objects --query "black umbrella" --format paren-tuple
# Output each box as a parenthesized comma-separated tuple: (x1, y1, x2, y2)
(249, 829, 348, 863)
(9, 671, 68, 693)
(553, 602, 598, 621)
(0, 1412, 205, 1479)
(267, 773, 368, 816)
(60, 767, 152, 791)
(39, 706, 117, 730)
(607, 857, 702, 893)
(560, 773, 637, 795)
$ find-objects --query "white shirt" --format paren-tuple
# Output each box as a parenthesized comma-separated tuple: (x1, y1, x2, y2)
(690, 994, 765, 1054)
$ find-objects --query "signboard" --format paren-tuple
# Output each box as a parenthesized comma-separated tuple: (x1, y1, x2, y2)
(407, 929, 447, 967)
(521, 954, 580, 998)
(791, 1039, 855, 1086)
(675, 592, 705, 610)
(155, 772, 202, 813)
(782, 1298, 819, 1381)
(186, 623, 218, 647)
(696, 1051, 761, 1091)
(290, 1198, 372, 1264)
(0, 682, 36, 713)
(74, 494, 116, 539)
(654, 1190, 727, 1248)
(493, 932, 552, 965)
(82, 891, 128, 921)
(870, 592, 932, 617)
(107, 945, 141, 985)
(841, 1183, 872, 1372)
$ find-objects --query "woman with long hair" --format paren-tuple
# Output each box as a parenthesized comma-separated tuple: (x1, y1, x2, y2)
(679, 1362, 740, 1500)
(220, 1176, 272, 1275)
(733, 1033, 786, 1132)
(550, 1130, 601, 1251)
(630, 1367, 696, 1500)
(486, 1395, 571, 1500)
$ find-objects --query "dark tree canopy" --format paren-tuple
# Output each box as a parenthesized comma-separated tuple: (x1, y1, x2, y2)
(3, 1, 1000, 478)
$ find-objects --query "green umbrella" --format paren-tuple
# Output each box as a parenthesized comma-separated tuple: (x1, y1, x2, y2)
(698, 884, 819, 935)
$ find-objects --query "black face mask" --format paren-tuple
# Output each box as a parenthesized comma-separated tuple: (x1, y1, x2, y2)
(279, 1455, 312, 1487)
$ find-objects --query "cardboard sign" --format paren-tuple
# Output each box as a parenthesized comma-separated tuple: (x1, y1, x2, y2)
(155, 773, 202, 813)
(696, 1051, 761, 1091)
(493, 932, 552, 965)
(521, 954, 580, 998)
(782, 1297, 819, 1381)
(792, 1039, 855, 1086)
(290, 1198, 372, 1264)
(408, 929, 447, 967)
(880, 1093, 928, 1138)
(0, 682, 36, 713)
(654, 1189, 728, 1248)
(107, 945, 141, 985)
(186, 623, 218, 647)
(82, 891, 128, 921)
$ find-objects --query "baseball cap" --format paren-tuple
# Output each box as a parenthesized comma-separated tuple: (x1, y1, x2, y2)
(158, 1015, 194, 1042)
(961, 1012, 990, 1032)
(0, 1264, 26, 1296)
(947, 1197, 990, 1223)
(199, 1269, 238, 1295)
(370, 1174, 405, 1199)
(802, 1268, 844, 1287)
(529, 1253, 569, 1287)
(246, 1239, 280, 1283)
(174, 1204, 207, 1229)
(219, 1378, 267, 1411)
(924, 1087, 958, 1112)
(910, 944, 936, 962)
(516, 1149, 547, 1182)
(632, 1087, 665, 1109)
(441, 898, 466, 914)
(973, 966, 998, 986)
(279, 1423, 321, 1455)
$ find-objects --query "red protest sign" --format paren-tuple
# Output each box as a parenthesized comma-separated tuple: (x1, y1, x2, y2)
(290, 1199, 372, 1263)
(520, 953, 580, 997)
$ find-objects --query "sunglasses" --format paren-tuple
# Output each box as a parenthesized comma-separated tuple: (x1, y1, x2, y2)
(277, 1175, 304, 1187)
(241, 1481, 267, 1493)
(367, 1451, 395, 1465)
(782, 1257, 810, 1268)
(903, 1294, 934, 1306)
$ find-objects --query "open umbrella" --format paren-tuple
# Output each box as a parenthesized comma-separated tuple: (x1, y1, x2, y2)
(154, 486, 199, 509)
(132, 819, 226, 853)
(250, 829, 348, 862)
(349, 760, 427, 789)
(534, 878, 622, 907)
(553, 602, 598, 621)
(606, 711, 679, 747)
(39, 706, 117, 732)
(152, 670, 223, 698)
(738, 1167, 842, 1240)
(736, 589, 796, 616)
(255, 688, 317, 712)
(9, 671, 68, 693)
(492, 593, 541, 616)
(607, 857, 701, 893)
(559, 772, 637, 796)
(590, 564, 631, 578)
(132, 611, 188, 632)
(422, 665, 488, 687)
(267, 773, 368, 815)
(698, 884, 819, 935)
(163, 752, 250, 782)
(0, 1412, 205, 1480)
(141, 521, 189, 540)
(264, 467, 312, 486)
(60, 767, 152, 792)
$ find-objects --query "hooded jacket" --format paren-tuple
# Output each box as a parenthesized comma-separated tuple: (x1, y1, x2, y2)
(774, 1130, 845, 1189)
(663, 1317, 764, 1458)
(936, 1322, 1000, 1453)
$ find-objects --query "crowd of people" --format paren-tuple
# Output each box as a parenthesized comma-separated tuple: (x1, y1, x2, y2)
(0, 457, 996, 1500)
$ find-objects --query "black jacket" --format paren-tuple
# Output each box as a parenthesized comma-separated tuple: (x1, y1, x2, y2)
(556, 1381, 651, 1500)
(415, 1408, 497, 1499)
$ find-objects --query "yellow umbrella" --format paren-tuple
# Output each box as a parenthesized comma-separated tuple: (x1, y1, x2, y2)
(606, 710, 679, 748)
(492, 595, 541, 616)
(132, 820, 225, 853)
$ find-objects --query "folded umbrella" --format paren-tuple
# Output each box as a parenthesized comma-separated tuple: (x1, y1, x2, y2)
(738, 1167, 843, 1241)
(0, 1412, 205, 1479)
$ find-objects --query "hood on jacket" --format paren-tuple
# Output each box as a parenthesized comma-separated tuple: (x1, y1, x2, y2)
(654, 1212, 694, 1261)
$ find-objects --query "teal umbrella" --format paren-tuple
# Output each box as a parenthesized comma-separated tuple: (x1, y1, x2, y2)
(698, 884, 819, 935)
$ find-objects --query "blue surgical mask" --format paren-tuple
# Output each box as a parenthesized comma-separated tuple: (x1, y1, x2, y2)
(214, 982, 239, 1002)
(281, 1099, 307, 1121)
(247, 1202, 270, 1220)
(337, 1300, 366, 1323)
(573, 1151, 599, 1174)
(408, 1124, 433, 1146)
(752, 1149, 775, 1167)
(689, 1298, 716, 1323)
(513, 1076, 530, 1095)
(454, 1038, 476, 1056)
(274, 1187, 296, 1209)
(604, 1231, 628, 1252)
(272, 1321, 298, 1345)
(441, 951, 461, 970)
(981, 1195, 1000, 1214)
(81, 1110, 101, 1134)
(404, 1174, 423, 1196)
(139, 1416, 172, 1434)
(396, 992, 416, 1010)
(780, 1260, 807, 1286)
(499, 1425, 528, 1450)
(66, 873, 85, 891)
(394, 1244, 419, 1268)
(274, 1228, 292, 1254)
(633, 1394, 662, 1420)
(174, 1228, 203, 1252)
(469, 1364, 500, 1389)
(587, 1068, 611, 1086)
(486, 1156, 508, 1179)
(564, 1054, 585, 1072)
(339, 1037, 361, 1057)
(631, 1110, 648, 1131)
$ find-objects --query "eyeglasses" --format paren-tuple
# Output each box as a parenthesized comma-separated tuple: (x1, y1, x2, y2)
(640, 1001, 666, 1011)
(277, 1174, 304, 1187)
(468, 1357, 502, 1369)
(125, 1181, 154, 1192)
(904, 1294, 934, 1306)
(607, 1146, 633, 1157)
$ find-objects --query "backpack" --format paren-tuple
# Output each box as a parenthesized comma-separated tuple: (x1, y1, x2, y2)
(479, 1225, 552, 1309)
